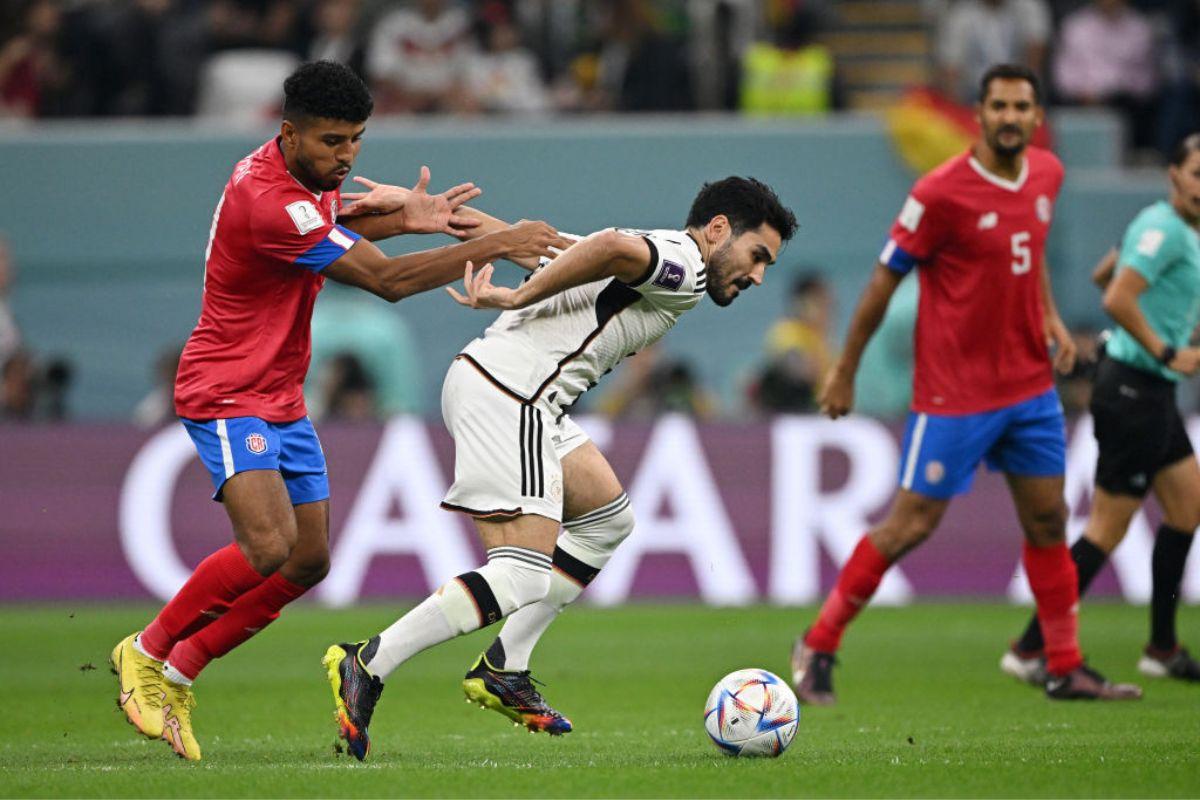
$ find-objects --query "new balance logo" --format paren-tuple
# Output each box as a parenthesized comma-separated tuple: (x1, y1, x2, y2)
(978, 212, 998, 230)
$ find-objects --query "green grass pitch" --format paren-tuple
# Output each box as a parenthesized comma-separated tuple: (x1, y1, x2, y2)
(1, 603, 1197, 798)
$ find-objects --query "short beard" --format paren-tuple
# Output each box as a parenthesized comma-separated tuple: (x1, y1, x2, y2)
(705, 242, 736, 307)
(988, 130, 1027, 159)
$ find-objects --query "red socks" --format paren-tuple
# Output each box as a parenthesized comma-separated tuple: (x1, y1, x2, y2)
(805, 536, 890, 653)
(139, 543, 266, 660)
(166, 572, 309, 681)
(1023, 542, 1083, 676)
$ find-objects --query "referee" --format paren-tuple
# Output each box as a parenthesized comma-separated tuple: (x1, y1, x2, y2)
(1003, 134, 1200, 684)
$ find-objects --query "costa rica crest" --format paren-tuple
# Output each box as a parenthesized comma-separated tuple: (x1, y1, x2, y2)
(245, 433, 268, 454)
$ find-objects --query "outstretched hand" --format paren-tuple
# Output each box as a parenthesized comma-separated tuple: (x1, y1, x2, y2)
(340, 167, 482, 238)
(446, 261, 519, 310)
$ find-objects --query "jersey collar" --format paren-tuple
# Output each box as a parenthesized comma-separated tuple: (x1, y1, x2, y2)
(967, 153, 1029, 192)
(685, 231, 707, 264)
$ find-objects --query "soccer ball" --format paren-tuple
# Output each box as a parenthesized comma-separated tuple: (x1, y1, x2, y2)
(703, 668, 799, 757)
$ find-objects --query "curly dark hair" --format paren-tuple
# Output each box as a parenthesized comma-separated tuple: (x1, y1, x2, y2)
(283, 60, 373, 124)
(685, 177, 798, 241)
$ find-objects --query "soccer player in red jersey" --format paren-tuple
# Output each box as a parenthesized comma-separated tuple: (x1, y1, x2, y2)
(109, 60, 570, 760)
(789, 64, 1143, 704)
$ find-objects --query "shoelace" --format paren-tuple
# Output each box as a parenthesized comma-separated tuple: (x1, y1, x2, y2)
(506, 672, 559, 714)
(136, 664, 164, 705)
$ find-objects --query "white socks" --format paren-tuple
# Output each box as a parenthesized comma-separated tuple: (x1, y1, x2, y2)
(495, 494, 636, 671)
(366, 546, 551, 681)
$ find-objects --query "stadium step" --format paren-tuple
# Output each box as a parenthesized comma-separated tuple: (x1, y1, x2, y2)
(835, 1, 927, 28)
(820, 0, 932, 111)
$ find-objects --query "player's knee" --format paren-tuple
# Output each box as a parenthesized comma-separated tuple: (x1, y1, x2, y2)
(238, 523, 296, 574)
(477, 549, 552, 614)
(1164, 510, 1200, 534)
(287, 553, 330, 587)
(1022, 502, 1068, 546)
(560, 494, 634, 569)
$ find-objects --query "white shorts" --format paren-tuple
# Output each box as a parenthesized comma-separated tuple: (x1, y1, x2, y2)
(440, 356, 590, 522)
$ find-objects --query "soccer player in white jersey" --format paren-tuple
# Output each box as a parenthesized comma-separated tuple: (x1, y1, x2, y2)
(322, 177, 797, 760)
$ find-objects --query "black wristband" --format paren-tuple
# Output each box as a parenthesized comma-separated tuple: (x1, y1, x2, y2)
(1159, 345, 1177, 365)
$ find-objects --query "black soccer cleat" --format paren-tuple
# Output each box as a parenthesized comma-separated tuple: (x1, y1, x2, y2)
(322, 638, 385, 761)
(1138, 645, 1200, 682)
(790, 636, 837, 706)
(462, 653, 572, 735)
(1045, 663, 1142, 701)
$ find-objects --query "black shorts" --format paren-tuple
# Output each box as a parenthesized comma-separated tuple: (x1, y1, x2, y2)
(1091, 356, 1194, 498)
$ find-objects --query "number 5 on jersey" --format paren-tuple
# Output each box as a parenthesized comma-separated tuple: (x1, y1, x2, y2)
(1011, 231, 1032, 275)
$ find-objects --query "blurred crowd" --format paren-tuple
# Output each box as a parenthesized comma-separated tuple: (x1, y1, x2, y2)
(0, 237, 73, 421)
(1, 0, 1198, 159)
(0, 0, 828, 119)
(928, 0, 1200, 160)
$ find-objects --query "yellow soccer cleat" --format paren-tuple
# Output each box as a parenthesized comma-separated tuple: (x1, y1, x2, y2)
(109, 632, 165, 739)
(160, 679, 202, 761)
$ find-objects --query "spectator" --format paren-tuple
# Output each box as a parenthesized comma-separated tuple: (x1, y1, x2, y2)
(0, 0, 66, 118)
(936, 0, 1051, 104)
(0, 237, 21, 366)
(307, 290, 424, 417)
(1053, 0, 1158, 153)
(315, 352, 378, 422)
(740, 2, 836, 115)
(1154, 0, 1199, 155)
(596, 345, 716, 419)
(132, 343, 184, 429)
(367, 0, 472, 114)
(306, 0, 366, 78)
(39, 355, 70, 419)
(463, 1, 550, 113)
(749, 274, 835, 413)
(0, 348, 35, 420)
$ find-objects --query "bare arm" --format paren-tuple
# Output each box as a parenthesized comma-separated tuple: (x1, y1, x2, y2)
(447, 229, 650, 311)
(323, 221, 568, 302)
(818, 263, 904, 419)
(1090, 247, 1118, 289)
(1102, 265, 1200, 374)
(1040, 257, 1077, 374)
(443, 207, 552, 270)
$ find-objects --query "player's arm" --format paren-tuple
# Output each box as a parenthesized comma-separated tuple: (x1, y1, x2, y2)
(446, 229, 650, 310)
(1103, 264, 1200, 375)
(323, 221, 569, 302)
(439, 207, 571, 271)
(819, 263, 903, 419)
(1039, 257, 1077, 374)
(1091, 247, 1118, 289)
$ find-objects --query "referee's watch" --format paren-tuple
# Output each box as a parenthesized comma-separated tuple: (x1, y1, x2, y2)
(1159, 345, 1177, 365)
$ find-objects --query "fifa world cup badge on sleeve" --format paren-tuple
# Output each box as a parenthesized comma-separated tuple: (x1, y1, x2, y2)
(653, 261, 686, 291)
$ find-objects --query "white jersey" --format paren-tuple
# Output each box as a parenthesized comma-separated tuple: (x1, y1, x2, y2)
(460, 228, 707, 415)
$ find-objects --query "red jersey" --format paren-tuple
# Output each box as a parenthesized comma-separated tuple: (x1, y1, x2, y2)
(175, 138, 361, 422)
(879, 147, 1064, 415)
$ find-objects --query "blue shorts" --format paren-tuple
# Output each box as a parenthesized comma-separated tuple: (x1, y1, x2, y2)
(897, 388, 1066, 499)
(181, 416, 329, 505)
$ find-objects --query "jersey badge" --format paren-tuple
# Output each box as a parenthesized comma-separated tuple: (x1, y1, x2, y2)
(285, 200, 324, 235)
(245, 433, 268, 455)
(898, 195, 925, 232)
(1036, 195, 1052, 224)
(925, 460, 945, 485)
(977, 212, 998, 230)
(1135, 229, 1165, 258)
(652, 261, 686, 291)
